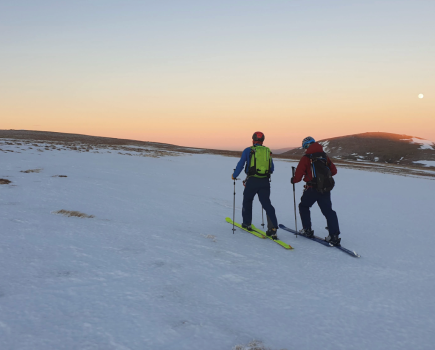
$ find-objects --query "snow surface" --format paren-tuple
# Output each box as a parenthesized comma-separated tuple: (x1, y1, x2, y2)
(1, 146, 435, 350)
(318, 140, 330, 153)
(402, 137, 435, 150)
(413, 160, 435, 167)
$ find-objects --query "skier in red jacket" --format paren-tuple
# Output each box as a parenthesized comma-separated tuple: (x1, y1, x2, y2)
(291, 136, 341, 245)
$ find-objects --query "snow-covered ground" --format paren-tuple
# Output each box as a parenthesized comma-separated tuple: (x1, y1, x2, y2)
(406, 137, 435, 150)
(1, 145, 435, 350)
(413, 160, 435, 167)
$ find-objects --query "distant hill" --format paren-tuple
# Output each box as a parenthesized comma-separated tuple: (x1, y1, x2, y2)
(0, 129, 242, 158)
(281, 132, 435, 167)
(271, 147, 297, 154)
(2, 130, 435, 169)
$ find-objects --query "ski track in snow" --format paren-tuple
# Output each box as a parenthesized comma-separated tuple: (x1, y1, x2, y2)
(0, 145, 435, 350)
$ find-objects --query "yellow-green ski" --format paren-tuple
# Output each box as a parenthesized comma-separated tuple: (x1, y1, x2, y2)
(251, 224, 294, 250)
(225, 218, 293, 250)
(226, 217, 266, 239)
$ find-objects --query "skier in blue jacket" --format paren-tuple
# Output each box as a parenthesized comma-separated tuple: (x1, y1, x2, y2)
(232, 132, 279, 239)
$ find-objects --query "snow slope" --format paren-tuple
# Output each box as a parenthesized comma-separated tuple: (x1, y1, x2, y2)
(407, 137, 435, 150)
(413, 160, 435, 167)
(1, 145, 435, 350)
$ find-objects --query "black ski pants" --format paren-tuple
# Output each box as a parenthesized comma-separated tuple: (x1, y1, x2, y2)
(299, 187, 340, 235)
(242, 177, 278, 229)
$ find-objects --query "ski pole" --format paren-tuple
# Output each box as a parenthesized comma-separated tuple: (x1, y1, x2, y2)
(232, 169, 236, 234)
(292, 166, 298, 237)
(263, 174, 271, 228)
(261, 208, 265, 228)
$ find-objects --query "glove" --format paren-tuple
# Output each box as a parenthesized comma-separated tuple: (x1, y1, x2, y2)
(290, 177, 295, 184)
(232, 175, 236, 180)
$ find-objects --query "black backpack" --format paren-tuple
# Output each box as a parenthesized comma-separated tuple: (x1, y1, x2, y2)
(305, 152, 335, 194)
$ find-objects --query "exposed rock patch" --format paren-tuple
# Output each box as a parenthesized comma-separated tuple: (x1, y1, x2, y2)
(20, 169, 42, 173)
(53, 210, 95, 218)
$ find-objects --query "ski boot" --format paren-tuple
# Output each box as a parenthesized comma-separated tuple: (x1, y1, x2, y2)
(325, 234, 341, 246)
(266, 228, 278, 240)
(299, 228, 314, 238)
(241, 223, 252, 231)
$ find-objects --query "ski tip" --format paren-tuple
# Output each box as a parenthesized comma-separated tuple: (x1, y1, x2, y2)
(225, 217, 232, 223)
(275, 240, 293, 250)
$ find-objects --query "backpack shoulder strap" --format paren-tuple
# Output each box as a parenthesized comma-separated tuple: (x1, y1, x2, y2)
(248, 146, 256, 174)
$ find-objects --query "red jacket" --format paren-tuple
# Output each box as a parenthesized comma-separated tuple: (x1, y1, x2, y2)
(293, 142, 337, 184)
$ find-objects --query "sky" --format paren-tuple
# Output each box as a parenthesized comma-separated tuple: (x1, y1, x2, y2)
(1, 0, 434, 150)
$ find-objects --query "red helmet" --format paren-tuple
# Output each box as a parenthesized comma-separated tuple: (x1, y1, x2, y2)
(252, 131, 265, 142)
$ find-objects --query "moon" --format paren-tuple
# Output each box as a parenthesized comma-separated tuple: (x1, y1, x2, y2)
(418, 94, 424, 99)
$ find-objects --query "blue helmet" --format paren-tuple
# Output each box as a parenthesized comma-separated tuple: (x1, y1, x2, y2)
(302, 136, 315, 149)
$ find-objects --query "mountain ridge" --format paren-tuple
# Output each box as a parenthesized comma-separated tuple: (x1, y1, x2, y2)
(281, 132, 435, 167)
(1, 130, 435, 171)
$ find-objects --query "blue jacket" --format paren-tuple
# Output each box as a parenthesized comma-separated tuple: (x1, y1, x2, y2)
(232, 145, 274, 178)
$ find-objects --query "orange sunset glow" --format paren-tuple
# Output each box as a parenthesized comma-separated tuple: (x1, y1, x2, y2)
(1, 1, 434, 150)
